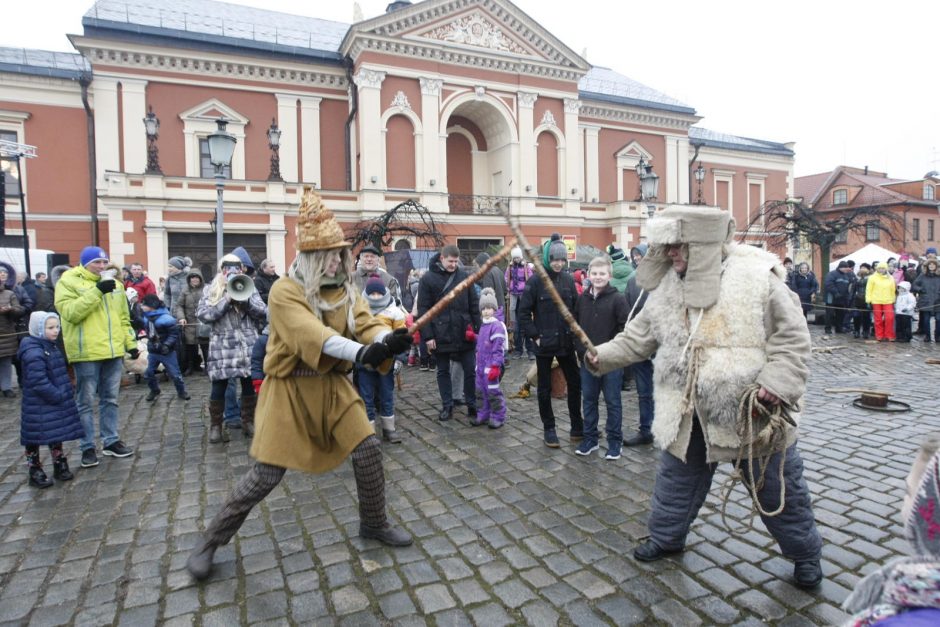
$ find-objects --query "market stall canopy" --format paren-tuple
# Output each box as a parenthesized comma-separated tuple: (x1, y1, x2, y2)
(829, 243, 904, 271)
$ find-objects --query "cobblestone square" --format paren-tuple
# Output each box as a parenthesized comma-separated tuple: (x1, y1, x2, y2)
(0, 328, 936, 625)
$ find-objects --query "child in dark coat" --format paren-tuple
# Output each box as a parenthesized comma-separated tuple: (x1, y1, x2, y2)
(141, 294, 189, 401)
(18, 312, 84, 488)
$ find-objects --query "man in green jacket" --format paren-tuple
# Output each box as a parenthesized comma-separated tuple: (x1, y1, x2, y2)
(55, 246, 139, 468)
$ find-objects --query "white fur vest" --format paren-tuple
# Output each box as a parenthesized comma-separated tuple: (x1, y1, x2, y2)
(644, 244, 800, 462)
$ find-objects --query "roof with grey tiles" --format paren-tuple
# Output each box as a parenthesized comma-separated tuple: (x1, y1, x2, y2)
(690, 127, 794, 157)
(0, 47, 90, 79)
(82, 0, 348, 62)
(578, 66, 695, 114)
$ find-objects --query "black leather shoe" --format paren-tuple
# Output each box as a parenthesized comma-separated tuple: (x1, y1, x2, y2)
(466, 406, 477, 418)
(438, 407, 452, 421)
(360, 523, 413, 547)
(186, 538, 218, 581)
(793, 560, 822, 589)
(624, 431, 654, 446)
(633, 539, 683, 562)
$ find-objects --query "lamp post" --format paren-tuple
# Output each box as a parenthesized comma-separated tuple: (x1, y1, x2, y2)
(637, 157, 660, 218)
(207, 118, 236, 267)
(266, 118, 282, 181)
(694, 162, 706, 205)
(143, 106, 162, 174)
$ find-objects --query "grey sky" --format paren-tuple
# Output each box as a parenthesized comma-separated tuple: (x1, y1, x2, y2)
(4, 0, 938, 180)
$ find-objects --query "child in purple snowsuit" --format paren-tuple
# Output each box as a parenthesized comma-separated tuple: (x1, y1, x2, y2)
(473, 288, 507, 428)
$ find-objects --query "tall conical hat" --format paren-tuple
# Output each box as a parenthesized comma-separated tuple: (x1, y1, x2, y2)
(296, 186, 350, 252)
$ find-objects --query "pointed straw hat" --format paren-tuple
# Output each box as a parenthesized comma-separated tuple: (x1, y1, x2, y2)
(295, 186, 350, 251)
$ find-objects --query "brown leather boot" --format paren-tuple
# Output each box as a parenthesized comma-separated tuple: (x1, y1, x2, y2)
(241, 394, 257, 438)
(208, 399, 228, 443)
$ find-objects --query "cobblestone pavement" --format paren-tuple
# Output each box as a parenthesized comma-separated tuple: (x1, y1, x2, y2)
(0, 328, 938, 626)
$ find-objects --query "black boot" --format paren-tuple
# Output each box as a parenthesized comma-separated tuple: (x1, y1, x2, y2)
(624, 430, 654, 446)
(208, 399, 229, 443)
(146, 388, 161, 402)
(29, 465, 53, 489)
(241, 394, 257, 438)
(186, 538, 218, 581)
(52, 457, 74, 481)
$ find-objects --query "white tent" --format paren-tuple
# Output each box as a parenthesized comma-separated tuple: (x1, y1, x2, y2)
(829, 243, 902, 271)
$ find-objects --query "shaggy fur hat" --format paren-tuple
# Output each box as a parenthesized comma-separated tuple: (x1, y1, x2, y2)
(636, 205, 735, 309)
(296, 186, 349, 252)
(479, 287, 498, 313)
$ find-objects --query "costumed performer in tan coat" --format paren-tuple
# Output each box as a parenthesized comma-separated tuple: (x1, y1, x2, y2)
(586, 205, 824, 589)
(187, 188, 415, 581)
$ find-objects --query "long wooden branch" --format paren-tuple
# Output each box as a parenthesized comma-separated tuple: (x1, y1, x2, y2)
(409, 241, 516, 335)
(495, 201, 597, 356)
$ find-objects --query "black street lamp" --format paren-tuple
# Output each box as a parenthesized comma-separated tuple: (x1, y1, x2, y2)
(143, 106, 162, 174)
(207, 118, 236, 266)
(694, 162, 706, 205)
(637, 157, 660, 218)
(267, 118, 282, 181)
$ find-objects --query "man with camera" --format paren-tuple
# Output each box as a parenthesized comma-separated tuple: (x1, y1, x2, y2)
(54, 246, 140, 468)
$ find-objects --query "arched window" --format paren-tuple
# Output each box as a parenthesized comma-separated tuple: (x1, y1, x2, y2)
(536, 131, 559, 197)
(385, 114, 415, 190)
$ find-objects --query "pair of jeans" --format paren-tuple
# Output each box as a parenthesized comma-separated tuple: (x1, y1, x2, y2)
(0, 355, 13, 391)
(535, 353, 582, 433)
(435, 349, 476, 411)
(580, 366, 622, 446)
(224, 379, 241, 424)
(145, 350, 187, 395)
(74, 358, 124, 451)
(648, 417, 822, 562)
(633, 359, 654, 433)
(357, 365, 395, 422)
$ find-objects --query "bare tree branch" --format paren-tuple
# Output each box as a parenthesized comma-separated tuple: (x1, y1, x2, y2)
(345, 199, 447, 250)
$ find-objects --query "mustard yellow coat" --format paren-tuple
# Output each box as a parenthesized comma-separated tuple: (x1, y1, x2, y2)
(250, 278, 391, 474)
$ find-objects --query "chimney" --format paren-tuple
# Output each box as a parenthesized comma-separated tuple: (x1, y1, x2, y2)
(386, 0, 412, 12)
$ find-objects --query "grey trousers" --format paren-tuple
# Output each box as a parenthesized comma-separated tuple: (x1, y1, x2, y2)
(648, 418, 822, 562)
(205, 435, 386, 546)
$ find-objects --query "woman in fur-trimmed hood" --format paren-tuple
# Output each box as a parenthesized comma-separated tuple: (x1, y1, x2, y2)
(586, 205, 823, 590)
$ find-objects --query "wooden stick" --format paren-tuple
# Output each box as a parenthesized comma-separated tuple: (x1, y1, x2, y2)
(824, 387, 890, 396)
(926, 358, 940, 365)
(495, 201, 597, 356)
(409, 241, 516, 335)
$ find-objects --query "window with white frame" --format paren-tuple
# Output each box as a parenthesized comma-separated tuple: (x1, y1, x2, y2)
(866, 221, 880, 242)
(199, 138, 231, 179)
(833, 189, 848, 205)
(925, 183, 935, 201)
(913, 218, 921, 240)
(930, 219, 936, 241)
(0, 129, 20, 198)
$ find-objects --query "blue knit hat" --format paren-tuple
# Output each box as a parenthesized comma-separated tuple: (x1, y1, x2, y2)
(80, 246, 109, 266)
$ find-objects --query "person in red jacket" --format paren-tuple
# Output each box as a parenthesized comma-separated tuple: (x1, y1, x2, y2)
(124, 263, 157, 299)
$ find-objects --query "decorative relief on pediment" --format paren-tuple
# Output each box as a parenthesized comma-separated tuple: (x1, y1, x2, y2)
(564, 99, 581, 114)
(474, 86, 486, 99)
(390, 91, 411, 110)
(421, 12, 529, 55)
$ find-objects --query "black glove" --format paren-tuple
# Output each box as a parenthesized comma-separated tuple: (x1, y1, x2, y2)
(383, 328, 413, 354)
(97, 279, 116, 294)
(127, 348, 140, 360)
(356, 342, 392, 370)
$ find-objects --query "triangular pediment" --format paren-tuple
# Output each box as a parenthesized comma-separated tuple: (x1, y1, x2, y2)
(177, 98, 249, 125)
(615, 141, 653, 161)
(342, 0, 589, 74)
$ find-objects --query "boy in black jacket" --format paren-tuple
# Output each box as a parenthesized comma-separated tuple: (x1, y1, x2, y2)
(518, 234, 583, 448)
(575, 257, 629, 459)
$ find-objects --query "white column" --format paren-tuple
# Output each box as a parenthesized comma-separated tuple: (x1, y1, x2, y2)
(583, 124, 600, 203)
(144, 208, 167, 280)
(121, 79, 148, 174)
(420, 78, 442, 194)
(93, 77, 120, 185)
(563, 98, 582, 213)
(267, 209, 287, 271)
(354, 69, 386, 190)
(276, 94, 299, 182)
(299, 97, 321, 185)
(518, 92, 537, 198)
(675, 135, 691, 204)
(665, 135, 684, 204)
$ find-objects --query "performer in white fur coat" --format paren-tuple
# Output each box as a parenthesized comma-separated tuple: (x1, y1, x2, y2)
(587, 205, 823, 590)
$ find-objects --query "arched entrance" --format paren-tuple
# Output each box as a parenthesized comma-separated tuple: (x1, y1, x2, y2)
(442, 95, 517, 214)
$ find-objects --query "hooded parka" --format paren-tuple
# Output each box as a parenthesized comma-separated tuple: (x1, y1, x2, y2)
(54, 265, 137, 362)
(173, 271, 205, 345)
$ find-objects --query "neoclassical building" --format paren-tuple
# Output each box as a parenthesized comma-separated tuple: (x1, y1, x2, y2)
(0, 0, 795, 279)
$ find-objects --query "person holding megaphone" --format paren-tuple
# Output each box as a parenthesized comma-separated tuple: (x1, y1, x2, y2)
(197, 253, 268, 443)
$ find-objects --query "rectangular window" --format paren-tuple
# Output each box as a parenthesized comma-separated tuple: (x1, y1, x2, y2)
(866, 221, 880, 242)
(835, 229, 848, 244)
(716, 180, 730, 211)
(833, 189, 848, 205)
(925, 184, 935, 201)
(930, 219, 936, 241)
(199, 138, 231, 179)
(0, 130, 21, 198)
(455, 238, 502, 267)
(913, 218, 921, 240)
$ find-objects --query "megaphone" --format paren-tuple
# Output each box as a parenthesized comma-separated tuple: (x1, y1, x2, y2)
(226, 274, 255, 301)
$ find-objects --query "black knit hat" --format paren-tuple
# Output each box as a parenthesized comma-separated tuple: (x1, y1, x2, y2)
(607, 244, 626, 262)
(141, 294, 163, 309)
